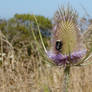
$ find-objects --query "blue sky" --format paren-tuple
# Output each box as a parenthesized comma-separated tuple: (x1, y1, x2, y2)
(0, 0, 92, 19)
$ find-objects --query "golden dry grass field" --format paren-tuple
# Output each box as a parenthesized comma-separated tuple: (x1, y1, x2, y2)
(0, 31, 92, 92)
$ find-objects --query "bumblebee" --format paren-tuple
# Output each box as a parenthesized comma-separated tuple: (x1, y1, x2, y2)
(56, 40, 63, 51)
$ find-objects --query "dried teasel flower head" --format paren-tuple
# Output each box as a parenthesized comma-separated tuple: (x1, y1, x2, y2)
(51, 5, 82, 55)
(47, 6, 87, 66)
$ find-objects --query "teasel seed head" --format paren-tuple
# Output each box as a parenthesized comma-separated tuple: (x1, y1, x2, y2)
(51, 6, 81, 55)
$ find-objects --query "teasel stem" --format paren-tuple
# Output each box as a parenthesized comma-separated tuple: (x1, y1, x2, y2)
(33, 15, 47, 54)
(63, 65, 70, 92)
(0, 31, 3, 62)
(31, 15, 56, 66)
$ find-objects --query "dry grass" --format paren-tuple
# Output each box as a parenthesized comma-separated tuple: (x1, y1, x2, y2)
(0, 31, 92, 92)
(0, 58, 92, 92)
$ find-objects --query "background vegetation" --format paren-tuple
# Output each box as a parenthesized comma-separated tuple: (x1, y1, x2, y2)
(0, 12, 92, 92)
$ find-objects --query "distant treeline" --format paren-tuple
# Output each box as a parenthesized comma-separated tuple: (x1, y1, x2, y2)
(0, 14, 52, 39)
(0, 14, 52, 31)
(0, 14, 52, 54)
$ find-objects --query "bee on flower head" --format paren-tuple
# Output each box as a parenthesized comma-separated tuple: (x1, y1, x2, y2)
(51, 5, 82, 55)
(47, 5, 87, 65)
